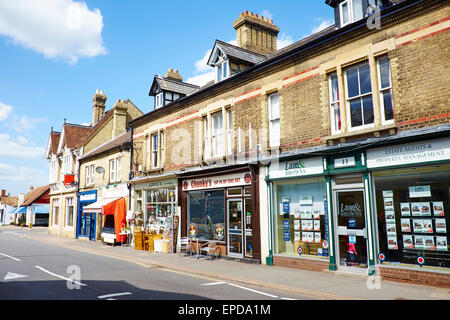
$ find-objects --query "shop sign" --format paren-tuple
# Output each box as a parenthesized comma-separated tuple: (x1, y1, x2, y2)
(214, 224, 225, 240)
(102, 183, 129, 199)
(284, 231, 290, 242)
(334, 156, 356, 168)
(182, 172, 252, 191)
(367, 138, 450, 169)
(269, 157, 323, 179)
(79, 190, 97, 203)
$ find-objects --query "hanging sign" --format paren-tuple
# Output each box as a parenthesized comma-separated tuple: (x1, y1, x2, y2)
(378, 253, 386, 263)
(284, 231, 291, 242)
(297, 247, 303, 255)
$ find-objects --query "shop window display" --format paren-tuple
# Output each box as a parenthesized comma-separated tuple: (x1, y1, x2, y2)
(188, 190, 225, 241)
(274, 178, 328, 258)
(144, 188, 176, 232)
(373, 165, 450, 268)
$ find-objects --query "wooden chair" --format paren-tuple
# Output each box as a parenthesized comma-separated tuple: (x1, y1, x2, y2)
(178, 237, 193, 257)
(198, 240, 220, 261)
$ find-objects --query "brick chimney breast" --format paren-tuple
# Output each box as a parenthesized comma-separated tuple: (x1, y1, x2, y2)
(164, 68, 183, 82)
(92, 89, 107, 124)
(233, 10, 280, 55)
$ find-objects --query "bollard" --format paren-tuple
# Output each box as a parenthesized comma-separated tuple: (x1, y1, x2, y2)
(29, 223, 32, 230)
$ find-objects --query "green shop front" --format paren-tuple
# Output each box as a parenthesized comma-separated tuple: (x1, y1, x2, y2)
(266, 135, 450, 282)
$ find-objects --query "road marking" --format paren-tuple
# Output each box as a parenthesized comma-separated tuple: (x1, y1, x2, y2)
(98, 292, 132, 299)
(202, 281, 227, 286)
(4, 272, 28, 280)
(281, 297, 297, 300)
(34, 266, 87, 287)
(226, 283, 279, 298)
(0, 252, 21, 262)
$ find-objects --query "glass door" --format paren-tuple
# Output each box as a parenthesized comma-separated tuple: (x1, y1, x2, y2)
(244, 198, 253, 258)
(335, 190, 368, 269)
(228, 199, 243, 257)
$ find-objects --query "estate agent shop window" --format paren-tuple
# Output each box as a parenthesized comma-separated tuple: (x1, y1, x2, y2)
(274, 177, 328, 258)
(373, 164, 450, 268)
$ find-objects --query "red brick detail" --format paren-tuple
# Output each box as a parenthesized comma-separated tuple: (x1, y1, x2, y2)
(398, 112, 450, 127)
(234, 87, 262, 99)
(234, 93, 262, 105)
(273, 256, 329, 272)
(165, 110, 200, 129)
(396, 26, 450, 48)
(378, 267, 450, 288)
(395, 16, 450, 39)
(282, 73, 320, 89)
(282, 66, 320, 81)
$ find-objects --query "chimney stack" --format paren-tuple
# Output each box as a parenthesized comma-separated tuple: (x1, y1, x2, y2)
(233, 11, 280, 55)
(92, 89, 107, 124)
(164, 68, 183, 82)
(29, 186, 34, 191)
(1, 189, 5, 198)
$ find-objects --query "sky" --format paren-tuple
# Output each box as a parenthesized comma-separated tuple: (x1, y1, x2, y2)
(0, 0, 334, 196)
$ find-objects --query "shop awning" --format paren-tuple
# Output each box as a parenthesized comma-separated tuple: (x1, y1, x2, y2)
(83, 197, 122, 213)
(12, 207, 26, 214)
(102, 198, 127, 242)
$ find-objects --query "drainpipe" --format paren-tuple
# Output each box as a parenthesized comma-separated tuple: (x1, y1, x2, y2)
(265, 163, 273, 266)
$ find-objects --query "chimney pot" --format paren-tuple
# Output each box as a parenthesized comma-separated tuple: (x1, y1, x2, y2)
(30, 186, 34, 191)
(96, 89, 99, 94)
(1, 189, 5, 197)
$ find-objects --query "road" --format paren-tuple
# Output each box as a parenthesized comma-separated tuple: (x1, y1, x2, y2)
(0, 228, 310, 300)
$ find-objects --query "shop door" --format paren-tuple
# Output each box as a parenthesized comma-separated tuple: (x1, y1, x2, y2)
(334, 189, 368, 270)
(227, 199, 243, 257)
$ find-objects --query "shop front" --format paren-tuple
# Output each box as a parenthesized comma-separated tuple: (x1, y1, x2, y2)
(366, 136, 450, 285)
(179, 166, 259, 261)
(131, 176, 178, 253)
(267, 157, 331, 271)
(77, 190, 97, 240)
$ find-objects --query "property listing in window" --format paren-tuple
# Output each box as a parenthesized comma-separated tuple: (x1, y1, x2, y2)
(373, 165, 450, 268)
(274, 178, 328, 258)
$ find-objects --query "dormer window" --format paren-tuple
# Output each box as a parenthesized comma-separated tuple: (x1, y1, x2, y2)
(216, 59, 230, 82)
(340, 0, 364, 27)
(155, 92, 164, 109)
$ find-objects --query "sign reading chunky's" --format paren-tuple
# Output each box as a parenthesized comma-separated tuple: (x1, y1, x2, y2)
(366, 138, 450, 169)
(182, 172, 252, 191)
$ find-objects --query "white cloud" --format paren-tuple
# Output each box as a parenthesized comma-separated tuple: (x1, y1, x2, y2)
(311, 18, 334, 35)
(186, 72, 215, 87)
(277, 33, 294, 50)
(0, 163, 47, 186)
(0, 133, 45, 159)
(12, 116, 48, 132)
(194, 49, 213, 73)
(0, 0, 106, 64)
(260, 10, 274, 20)
(0, 101, 13, 121)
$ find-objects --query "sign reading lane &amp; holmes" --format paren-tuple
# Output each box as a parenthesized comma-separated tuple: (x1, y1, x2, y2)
(269, 157, 323, 179)
(366, 138, 450, 169)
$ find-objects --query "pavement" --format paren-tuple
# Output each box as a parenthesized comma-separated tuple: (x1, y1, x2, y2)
(3, 226, 450, 300)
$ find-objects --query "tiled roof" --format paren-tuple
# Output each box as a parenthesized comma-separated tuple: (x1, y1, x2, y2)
(50, 131, 61, 154)
(80, 130, 131, 160)
(63, 123, 95, 149)
(213, 40, 266, 65)
(153, 77, 200, 96)
(1, 196, 18, 207)
(22, 185, 50, 206)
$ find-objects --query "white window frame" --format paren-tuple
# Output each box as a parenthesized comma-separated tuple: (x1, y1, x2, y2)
(340, 0, 364, 27)
(211, 111, 224, 158)
(329, 72, 342, 134)
(65, 197, 74, 227)
(268, 92, 280, 148)
(109, 157, 122, 183)
(377, 56, 395, 125)
(49, 160, 58, 183)
(226, 108, 233, 156)
(151, 133, 159, 169)
(85, 164, 95, 186)
(155, 92, 164, 109)
(62, 154, 73, 175)
(52, 199, 60, 226)
(160, 132, 165, 167)
(215, 59, 230, 83)
(344, 62, 375, 132)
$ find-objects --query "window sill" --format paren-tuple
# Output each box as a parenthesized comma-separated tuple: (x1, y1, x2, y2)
(144, 167, 164, 174)
(325, 123, 398, 145)
(203, 155, 226, 165)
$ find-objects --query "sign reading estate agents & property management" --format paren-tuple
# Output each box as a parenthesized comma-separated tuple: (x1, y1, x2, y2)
(366, 138, 450, 169)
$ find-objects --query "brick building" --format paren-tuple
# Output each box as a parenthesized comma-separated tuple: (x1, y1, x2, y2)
(129, 0, 449, 286)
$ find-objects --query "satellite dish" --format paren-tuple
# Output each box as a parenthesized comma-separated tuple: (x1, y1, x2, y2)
(95, 166, 105, 174)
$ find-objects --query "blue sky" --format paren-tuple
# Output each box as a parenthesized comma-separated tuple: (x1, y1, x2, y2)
(0, 0, 334, 196)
